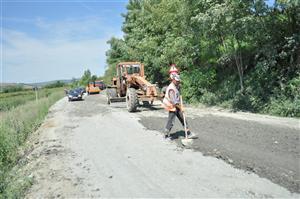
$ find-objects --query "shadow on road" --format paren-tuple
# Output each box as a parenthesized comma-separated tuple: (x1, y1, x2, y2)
(169, 130, 185, 140)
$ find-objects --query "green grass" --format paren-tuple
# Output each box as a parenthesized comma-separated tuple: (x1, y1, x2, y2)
(0, 89, 64, 198)
(0, 88, 61, 112)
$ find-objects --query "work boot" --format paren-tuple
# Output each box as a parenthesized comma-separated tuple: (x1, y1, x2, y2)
(187, 131, 197, 139)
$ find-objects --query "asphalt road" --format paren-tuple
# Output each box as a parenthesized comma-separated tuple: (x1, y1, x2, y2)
(139, 107, 300, 193)
(25, 93, 299, 198)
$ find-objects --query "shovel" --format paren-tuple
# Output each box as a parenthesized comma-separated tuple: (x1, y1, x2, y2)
(180, 96, 193, 146)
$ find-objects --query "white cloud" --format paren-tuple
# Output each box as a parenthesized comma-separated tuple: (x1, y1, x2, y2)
(2, 16, 123, 83)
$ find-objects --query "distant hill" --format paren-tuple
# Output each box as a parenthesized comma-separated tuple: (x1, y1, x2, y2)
(0, 83, 33, 89)
(29, 79, 77, 87)
(1, 79, 78, 89)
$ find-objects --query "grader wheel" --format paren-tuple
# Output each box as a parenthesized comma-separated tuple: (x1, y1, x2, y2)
(106, 88, 117, 104)
(126, 88, 138, 112)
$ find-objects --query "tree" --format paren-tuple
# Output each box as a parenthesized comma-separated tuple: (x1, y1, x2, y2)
(91, 75, 97, 82)
(44, 81, 65, 88)
(104, 0, 300, 116)
(80, 69, 92, 86)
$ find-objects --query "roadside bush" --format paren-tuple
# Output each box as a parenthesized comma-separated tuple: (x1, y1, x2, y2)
(264, 75, 300, 117)
(199, 90, 218, 106)
(215, 76, 239, 101)
(1, 85, 24, 93)
(219, 99, 234, 109)
(0, 88, 62, 112)
(0, 90, 64, 197)
(232, 91, 254, 112)
(0, 94, 36, 112)
(264, 97, 300, 117)
(181, 67, 216, 103)
(282, 75, 300, 100)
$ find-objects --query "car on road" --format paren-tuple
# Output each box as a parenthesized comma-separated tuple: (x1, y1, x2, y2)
(74, 87, 85, 95)
(77, 87, 86, 94)
(68, 89, 83, 101)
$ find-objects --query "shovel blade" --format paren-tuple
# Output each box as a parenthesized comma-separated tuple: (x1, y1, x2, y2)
(181, 138, 193, 146)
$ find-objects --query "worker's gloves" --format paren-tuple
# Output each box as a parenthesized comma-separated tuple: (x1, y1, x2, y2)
(175, 104, 184, 112)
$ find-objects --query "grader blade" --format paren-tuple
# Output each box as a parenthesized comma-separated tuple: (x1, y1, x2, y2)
(109, 97, 126, 103)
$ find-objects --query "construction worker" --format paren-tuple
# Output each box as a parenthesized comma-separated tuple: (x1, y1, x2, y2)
(162, 73, 197, 139)
(159, 64, 178, 99)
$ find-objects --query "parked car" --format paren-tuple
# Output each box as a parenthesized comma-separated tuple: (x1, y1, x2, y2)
(75, 87, 85, 95)
(68, 89, 83, 101)
(78, 87, 86, 94)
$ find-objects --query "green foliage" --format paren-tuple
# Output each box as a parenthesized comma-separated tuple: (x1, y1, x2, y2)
(1, 85, 24, 93)
(262, 75, 300, 117)
(199, 90, 218, 106)
(70, 77, 80, 88)
(105, 0, 300, 117)
(76, 69, 101, 87)
(285, 75, 300, 99)
(1, 173, 33, 199)
(44, 81, 65, 88)
(232, 91, 254, 111)
(0, 90, 64, 197)
(0, 91, 35, 112)
(0, 88, 62, 112)
(181, 67, 217, 103)
(79, 69, 92, 86)
(264, 97, 300, 117)
(104, 37, 128, 84)
(91, 75, 97, 82)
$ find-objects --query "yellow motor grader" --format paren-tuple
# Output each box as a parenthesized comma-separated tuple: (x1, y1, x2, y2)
(106, 62, 161, 112)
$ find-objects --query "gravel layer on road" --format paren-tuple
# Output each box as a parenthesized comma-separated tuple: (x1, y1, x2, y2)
(139, 113, 300, 193)
(24, 94, 299, 197)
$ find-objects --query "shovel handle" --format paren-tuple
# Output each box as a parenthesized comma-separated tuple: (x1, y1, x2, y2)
(180, 96, 188, 139)
(180, 96, 184, 112)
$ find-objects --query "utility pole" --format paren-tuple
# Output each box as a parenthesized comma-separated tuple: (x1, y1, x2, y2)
(35, 86, 38, 102)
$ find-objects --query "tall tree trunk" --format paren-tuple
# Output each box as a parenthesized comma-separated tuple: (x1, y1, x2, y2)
(232, 38, 244, 92)
(234, 52, 244, 92)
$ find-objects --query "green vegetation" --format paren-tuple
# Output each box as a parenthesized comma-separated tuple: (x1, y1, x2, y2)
(0, 88, 61, 112)
(1, 85, 25, 93)
(0, 89, 64, 197)
(70, 69, 104, 88)
(44, 80, 65, 88)
(105, 0, 300, 117)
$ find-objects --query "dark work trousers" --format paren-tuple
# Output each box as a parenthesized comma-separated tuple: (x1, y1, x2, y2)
(165, 107, 189, 132)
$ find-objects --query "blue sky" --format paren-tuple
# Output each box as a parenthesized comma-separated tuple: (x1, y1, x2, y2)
(1, 0, 275, 83)
(1, 0, 128, 83)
